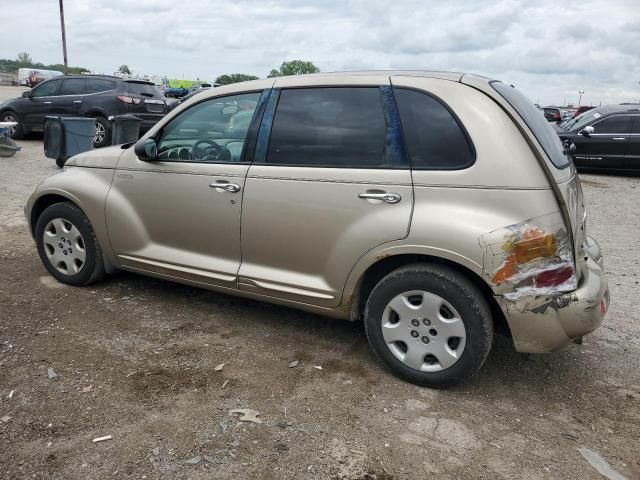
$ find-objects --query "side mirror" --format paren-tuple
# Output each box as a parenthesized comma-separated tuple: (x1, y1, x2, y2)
(134, 137, 158, 161)
(22, 91, 31, 98)
(580, 125, 594, 137)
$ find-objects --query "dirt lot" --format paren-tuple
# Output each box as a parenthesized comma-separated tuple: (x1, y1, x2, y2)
(0, 85, 639, 479)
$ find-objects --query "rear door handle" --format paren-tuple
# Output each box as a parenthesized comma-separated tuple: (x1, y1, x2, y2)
(358, 192, 401, 203)
(73, 100, 83, 104)
(209, 181, 241, 193)
(43, 101, 52, 105)
(612, 137, 626, 141)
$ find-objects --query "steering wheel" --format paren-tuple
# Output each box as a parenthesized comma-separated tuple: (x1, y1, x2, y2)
(191, 139, 229, 162)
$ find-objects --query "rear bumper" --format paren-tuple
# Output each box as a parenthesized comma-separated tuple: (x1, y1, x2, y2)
(497, 235, 609, 353)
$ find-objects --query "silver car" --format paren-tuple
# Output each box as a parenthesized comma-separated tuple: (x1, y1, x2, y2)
(25, 71, 609, 387)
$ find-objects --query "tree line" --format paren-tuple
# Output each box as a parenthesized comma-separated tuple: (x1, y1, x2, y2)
(0, 52, 89, 75)
(0, 53, 320, 86)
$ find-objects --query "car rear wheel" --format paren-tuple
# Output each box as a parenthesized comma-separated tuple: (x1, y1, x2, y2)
(364, 263, 493, 388)
(0, 111, 24, 139)
(35, 202, 105, 286)
(92, 116, 111, 148)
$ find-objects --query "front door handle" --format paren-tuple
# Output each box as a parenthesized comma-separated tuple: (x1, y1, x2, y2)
(73, 100, 83, 104)
(209, 181, 241, 193)
(43, 101, 52, 105)
(358, 192, 401, 204)
(612, 137, 626, 141)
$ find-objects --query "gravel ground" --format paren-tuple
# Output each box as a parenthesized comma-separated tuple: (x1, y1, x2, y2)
(0, 85, 639, 479)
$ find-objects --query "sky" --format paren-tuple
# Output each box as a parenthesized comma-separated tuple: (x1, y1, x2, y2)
(3, 0, 639, 106)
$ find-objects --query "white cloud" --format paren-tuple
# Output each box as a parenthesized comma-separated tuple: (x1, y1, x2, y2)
(2, 0, 639, 105)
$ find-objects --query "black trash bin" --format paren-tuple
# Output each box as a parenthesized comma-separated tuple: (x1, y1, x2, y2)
(110, 114, 142, 145)
(44, 116, 96, 167)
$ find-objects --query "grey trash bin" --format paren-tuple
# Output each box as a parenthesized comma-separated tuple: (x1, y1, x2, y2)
(45, 116, 96, 167)
(110, 114, 142, 145)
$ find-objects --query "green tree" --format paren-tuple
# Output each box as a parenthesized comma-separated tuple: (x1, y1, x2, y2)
(215, 73, 259, 85)
(267, 60, 319, 77)
(117, 64, 132, 75)
(16, 52, 33, 68)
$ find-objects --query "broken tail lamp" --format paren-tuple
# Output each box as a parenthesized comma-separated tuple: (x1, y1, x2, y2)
(491, 225, 575, 292)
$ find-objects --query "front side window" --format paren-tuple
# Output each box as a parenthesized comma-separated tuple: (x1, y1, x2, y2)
(266, 87, 393, 168)
(394, 88, 475, 169)
(31, 79, 61, 97)
(157, 92, 261, 163)
(631, 117, 640, 134)
(59, 78, 85, 96)
(593, 115, 632, 135)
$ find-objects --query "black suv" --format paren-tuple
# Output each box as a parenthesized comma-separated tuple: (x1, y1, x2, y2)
(556, 104, 640, 173)
(0, 75, 168, 147)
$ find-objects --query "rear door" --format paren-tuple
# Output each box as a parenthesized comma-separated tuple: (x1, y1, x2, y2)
(54, 78, 86, 117)
(575, 114, 632, 169)
(238, 79, 413, 307)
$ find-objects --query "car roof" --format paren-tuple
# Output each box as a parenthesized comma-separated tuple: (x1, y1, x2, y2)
(588, 104, 640, 116)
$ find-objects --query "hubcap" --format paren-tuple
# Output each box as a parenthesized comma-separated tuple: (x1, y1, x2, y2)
(42, 218, 86, 275)
(381, 290, 466, 372)
(3, 114, 17, 135)
(94, 121, 106, 144)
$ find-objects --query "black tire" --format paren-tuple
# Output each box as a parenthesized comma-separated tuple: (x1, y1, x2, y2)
(0, 110, 24, 140)
(92, 116, 111, 148)
(35, 202, 106, 286)
(56, 157, 66, 168)
(364, 263, 493, 388)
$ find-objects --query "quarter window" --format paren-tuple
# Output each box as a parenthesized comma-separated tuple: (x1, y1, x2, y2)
(31, 79, 61, 97)
(59, 78, 85, 96)
(593, 116, 632, 135)
(266, 87, 395, 168)
(157, 92, 261, 163)
(394, 88, 475, 169)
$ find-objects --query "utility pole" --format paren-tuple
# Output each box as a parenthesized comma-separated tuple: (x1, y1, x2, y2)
(578, 90, 584, 107)
(59, 0, 68, 74)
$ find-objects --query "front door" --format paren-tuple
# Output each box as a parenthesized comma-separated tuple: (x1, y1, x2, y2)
(573, 114, 632, 170)
(22, 78, 62, 127)
(238, 82, 413, 307)
(53, 78, 86, 117)
(105, 90, 266, 289)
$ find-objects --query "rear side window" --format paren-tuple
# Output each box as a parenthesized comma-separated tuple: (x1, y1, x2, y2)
(125, 82, 162, 97)
(266, 87, 393, 168)
(632, 117, 640, 134)
(593, 115, 632, 134)
(394, 88, 475, 169)
(492, 81, 570, 169)
(59, 78, 85, 95)
(86, 78, 116, 94)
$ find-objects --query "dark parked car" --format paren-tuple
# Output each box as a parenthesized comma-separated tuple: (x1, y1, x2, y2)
(543, 107, 562, 122)
(0, 75, 168, 147)
(557, 104, 640, 173)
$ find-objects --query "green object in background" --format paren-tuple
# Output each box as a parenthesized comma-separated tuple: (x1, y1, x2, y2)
(167, 79, 195, 89)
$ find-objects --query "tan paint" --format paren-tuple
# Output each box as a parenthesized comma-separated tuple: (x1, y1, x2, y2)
(25, 71, 609, 354)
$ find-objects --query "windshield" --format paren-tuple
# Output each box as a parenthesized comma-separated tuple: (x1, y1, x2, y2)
(491, 81, 570, 169)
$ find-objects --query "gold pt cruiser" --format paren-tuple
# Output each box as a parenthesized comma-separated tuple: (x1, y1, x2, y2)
(25, 71, 610, 387)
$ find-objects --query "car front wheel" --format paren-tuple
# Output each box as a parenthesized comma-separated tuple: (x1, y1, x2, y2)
(364, 263, 493, 388)
(35, 202, 105, 286)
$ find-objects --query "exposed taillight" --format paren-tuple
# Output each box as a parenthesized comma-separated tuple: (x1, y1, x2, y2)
(116, 95, 141, 105)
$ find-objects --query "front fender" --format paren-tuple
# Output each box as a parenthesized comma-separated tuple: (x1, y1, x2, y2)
(26, 167, 117, 267)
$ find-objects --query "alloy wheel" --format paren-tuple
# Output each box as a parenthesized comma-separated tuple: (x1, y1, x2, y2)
(3, 114, 17, 136)
(94, 121, 106, 144)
